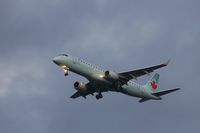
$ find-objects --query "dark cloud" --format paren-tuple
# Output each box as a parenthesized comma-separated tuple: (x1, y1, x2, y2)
(0, 0, 200, 133)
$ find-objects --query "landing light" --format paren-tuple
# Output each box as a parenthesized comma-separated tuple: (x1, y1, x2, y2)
(60, 65, 69, 75)
(100, 75, 104, 78)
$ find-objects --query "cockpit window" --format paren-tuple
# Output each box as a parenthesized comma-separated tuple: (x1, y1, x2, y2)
(59, 54, 68, 56)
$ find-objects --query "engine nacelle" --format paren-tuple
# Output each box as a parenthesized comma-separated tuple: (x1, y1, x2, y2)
(74, 81, 87, 91)
(104, 70, 119, 81)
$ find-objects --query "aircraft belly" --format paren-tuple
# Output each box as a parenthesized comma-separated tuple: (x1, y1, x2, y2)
(121, 85, 152, 99)
(69, 62, 109, 86)
(69, 62, 94, 78)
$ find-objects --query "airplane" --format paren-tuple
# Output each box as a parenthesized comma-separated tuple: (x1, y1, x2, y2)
(53, 54, 180, 103)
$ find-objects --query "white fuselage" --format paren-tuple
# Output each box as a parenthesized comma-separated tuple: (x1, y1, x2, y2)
(53, 54, 158, 100)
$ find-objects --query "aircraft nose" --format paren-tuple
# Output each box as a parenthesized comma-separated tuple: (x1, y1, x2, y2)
(53, 57, 60, 65)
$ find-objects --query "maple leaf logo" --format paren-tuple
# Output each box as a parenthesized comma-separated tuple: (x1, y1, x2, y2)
(151, 81, 157, 90)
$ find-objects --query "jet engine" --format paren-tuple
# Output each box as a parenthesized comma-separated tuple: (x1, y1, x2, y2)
(104, 70, 119, 81)
(74, 81, 87, 91)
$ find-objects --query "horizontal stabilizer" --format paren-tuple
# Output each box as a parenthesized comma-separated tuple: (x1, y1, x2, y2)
(139, 88, 180, 103)
(152, 88, 180, 97)
(139, 98, 150, 103)
(139, 97, 162, 103)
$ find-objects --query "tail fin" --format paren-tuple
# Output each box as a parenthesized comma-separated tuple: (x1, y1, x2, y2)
(145, 73, 159, 93)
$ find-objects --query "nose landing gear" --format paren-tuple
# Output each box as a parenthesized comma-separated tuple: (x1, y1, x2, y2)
(60, 65, 69, 76)
(64, 73, 69, 76)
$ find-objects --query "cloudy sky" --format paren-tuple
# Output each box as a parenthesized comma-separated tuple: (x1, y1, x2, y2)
(0, 0, 200, 133)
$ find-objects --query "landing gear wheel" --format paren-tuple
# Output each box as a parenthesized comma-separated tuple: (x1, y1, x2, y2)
(64, 73, 68, 76)
(96, 95, 100, 100)
(99, 93, 103, 99)
(96, 93, 103, 100)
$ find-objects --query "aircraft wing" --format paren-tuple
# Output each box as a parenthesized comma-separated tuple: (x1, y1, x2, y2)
(70, 91, 82, 99)
(70, 82, 96, 99)
(70, 91, 92, 99)
(119, 60, 170, 82)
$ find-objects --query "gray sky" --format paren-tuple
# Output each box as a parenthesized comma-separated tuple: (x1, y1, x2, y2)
(0, 0, 200, 133)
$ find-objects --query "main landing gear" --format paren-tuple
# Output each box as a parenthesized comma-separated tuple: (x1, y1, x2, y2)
(96, 93, 103, 100)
